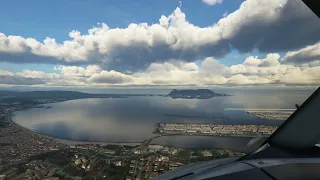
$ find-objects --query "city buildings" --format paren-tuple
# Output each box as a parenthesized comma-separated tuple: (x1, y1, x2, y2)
(0, 116, 66, 172)
(158, 123, 278, 136)
(247, 111, 292, 120)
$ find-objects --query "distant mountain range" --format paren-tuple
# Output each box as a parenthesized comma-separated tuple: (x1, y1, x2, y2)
(0, 90, 131, 101)
(0, 90, 90, 99)
(168, 89, 229, 99)
(0, 90, 166, 102)
(0, 89, 230, 102)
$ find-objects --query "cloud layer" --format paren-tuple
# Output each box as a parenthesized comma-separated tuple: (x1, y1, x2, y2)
(1, 0, 319, 72)
(0, 70, 45, 85)
(282, 41, 320, 65)
(1, 53, 319, 87)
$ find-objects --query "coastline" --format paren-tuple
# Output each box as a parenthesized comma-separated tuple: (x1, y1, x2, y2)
(7, 98, 152, 146)
(10, 115, 269, 148)
(9, 115, 143, 146)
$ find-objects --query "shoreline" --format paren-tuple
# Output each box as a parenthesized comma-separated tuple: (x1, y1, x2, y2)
(9, 116, 144, 146)
(10, 116, 269, 147)
(7, 99, 151, 146)
(224, 108, 296, 111)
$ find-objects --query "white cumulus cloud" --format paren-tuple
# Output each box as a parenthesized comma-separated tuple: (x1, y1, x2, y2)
(0, 0, 319, 72)
(88, 70, 133, 84)
(202, 0, 223, 6)
(1, 53, 319, 87)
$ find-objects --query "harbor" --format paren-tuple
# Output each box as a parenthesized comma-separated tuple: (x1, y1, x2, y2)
(156, 123, 278, 137)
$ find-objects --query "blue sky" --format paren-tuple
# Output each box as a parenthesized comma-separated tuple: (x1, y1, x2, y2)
(0, 0, 245, 72)
(0, 0, 242, 40)
(0, 0, 319, 88)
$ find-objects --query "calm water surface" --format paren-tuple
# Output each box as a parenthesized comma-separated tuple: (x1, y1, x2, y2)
(14, 89, 314, 152)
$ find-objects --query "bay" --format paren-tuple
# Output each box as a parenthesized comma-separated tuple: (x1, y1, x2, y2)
(13, 88, 314, 152)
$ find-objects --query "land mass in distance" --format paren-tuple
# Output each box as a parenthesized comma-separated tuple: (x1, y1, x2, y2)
(168, 89, 229, 99)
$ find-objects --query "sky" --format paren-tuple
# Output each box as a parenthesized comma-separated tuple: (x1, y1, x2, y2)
(0, 0, 319, 89)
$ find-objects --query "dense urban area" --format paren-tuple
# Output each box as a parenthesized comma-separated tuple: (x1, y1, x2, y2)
(246, 111, 292, 120)
(0, 141, 245, 179)
(0, 91, 283, 179)
(158, 123, 278, 136)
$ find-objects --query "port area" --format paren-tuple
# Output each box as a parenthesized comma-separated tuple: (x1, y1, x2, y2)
(245, 111, 293, 120)
(224, 108, 295, 120)
(156, 123, 278, 137)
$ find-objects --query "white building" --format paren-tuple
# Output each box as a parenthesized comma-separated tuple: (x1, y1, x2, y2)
(114, 161, 122, 167)
(75, 159, 81, 165)
(202, 150, 213, 157)
(148, 145, 163, 151)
